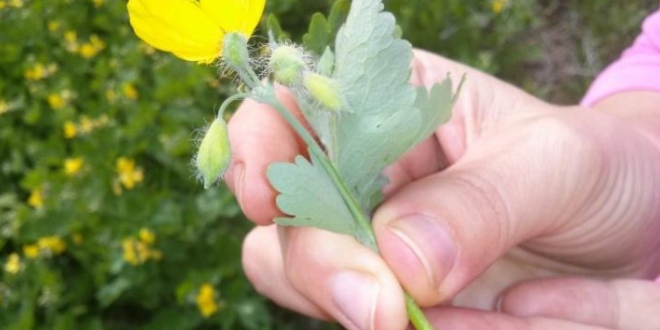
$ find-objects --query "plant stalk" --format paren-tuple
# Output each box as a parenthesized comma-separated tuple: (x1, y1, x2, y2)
(256, 86, 434, 330)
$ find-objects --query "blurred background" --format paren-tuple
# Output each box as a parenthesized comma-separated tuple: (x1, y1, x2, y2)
(0, 0, 656, 329)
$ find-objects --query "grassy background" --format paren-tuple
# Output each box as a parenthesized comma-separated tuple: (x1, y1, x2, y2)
(0, 0, 656, 329)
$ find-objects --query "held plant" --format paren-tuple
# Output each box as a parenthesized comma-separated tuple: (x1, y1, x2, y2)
(127, 0, 462, 329)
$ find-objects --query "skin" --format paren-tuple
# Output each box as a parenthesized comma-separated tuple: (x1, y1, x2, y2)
(224, 50, 660, 330)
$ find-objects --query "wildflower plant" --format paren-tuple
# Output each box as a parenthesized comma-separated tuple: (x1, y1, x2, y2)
(128, 0, 462, 328)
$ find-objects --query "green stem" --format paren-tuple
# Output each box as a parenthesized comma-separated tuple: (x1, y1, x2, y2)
(406, 293, 434, 330)
(256, 86, 433, 329)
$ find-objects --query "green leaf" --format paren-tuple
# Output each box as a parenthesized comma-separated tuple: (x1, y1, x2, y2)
(302, 0, 349, 55)
(326, 0, 453, 211)
(267, 154, 356, 236)
(266, 14, 289, 43)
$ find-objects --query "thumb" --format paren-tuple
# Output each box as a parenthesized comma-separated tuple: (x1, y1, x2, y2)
(372, 109, 639, 307)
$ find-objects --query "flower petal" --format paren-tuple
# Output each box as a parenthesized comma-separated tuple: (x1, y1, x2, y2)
(127, 0, 223, 62)
(199, 0, 266, 36)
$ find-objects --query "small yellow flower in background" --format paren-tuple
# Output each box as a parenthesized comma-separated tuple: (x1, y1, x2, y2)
(116, 157, 144, 190)
(4, 253, 20, 274)
(92, 0, 104, 7)
(122, 238, 147, 266)
(63, 121, 77, 139)
(79, 35, 105, 59)
(122, 233, 161, 266)
(492, 0, 508, 14)
(0, 99, 8, 115)
(48, 20, 61, 32)
(196, 283, 220, 318)
(64, 157, 84, 176)
(25, 63, 57, 81)
(126, 0, 266, 63)
(37, 236, 67, 255)
(28, 187, 44, 209)
(64, 30, 80, 53)
(79, 115, 94, 134)
(0, 1, 6, 9)
(47, 93, 66, 110)
(23, 244, 40, 259)
(138, 228, 155, 245)
(8, 0, 22, 8)
(122, 83, 138, 100)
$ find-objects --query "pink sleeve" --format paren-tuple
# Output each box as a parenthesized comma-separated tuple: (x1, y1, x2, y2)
(581, 8, 660, 107)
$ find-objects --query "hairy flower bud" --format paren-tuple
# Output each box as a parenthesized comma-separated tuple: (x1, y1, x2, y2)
(302, 72, 343, 112)
(223, 32, 250, 72)
(195, 117, 231, 189)
(269, 45, 306, 86)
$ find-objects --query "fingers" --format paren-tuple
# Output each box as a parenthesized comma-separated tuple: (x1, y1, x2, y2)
(499, 277, 660, 330)
(371, 108, 659, 306)
(241, 226, 328, 319)
(225, 87, 304, 225)
(425, 307, 611, 330)
(242, 225, 408, 330)
(278, 226, 408, 330)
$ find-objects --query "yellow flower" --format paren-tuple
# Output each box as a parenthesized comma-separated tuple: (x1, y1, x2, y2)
(116, 157, 144, 189)
(122, 238, 146, 265)
(0, 99, 8, 115)
(37, 236, 67, 255)
(122, 83, 138, 100)
(63, 121, 77, 139)
(64, 30, 80, 53)
(138, 228, 155, 245)
(23, 244, 40, 259)
(28, 188, 44, 209)
(8, 0, 22, 8)
(492, 0, 508, 14)
(79, 35, 105, 58)
(122, 236, 160, 266)
(92, 0, 104, 7)
(0, 1, 5, 9)
(4, 253, 20, 274)
(64, 157, 84, 176)
(47, 93, 66, 110)
(126, 0, 266, 63)
(48, 20, 61, 32)
(196, 284, 219, 317)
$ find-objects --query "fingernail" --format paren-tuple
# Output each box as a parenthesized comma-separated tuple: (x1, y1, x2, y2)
(330, 271, 379, 330)
(388, 215, 457, 290)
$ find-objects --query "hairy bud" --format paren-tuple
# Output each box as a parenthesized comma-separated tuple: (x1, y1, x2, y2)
(302, 72, 343, 112)
(195, 117, 231, 189)
(269, 45, 307, 86)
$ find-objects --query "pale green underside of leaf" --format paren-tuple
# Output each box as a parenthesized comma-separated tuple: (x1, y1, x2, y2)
(268, 154, 357, 235)
(330, 0, 453, 212)
(270, 0, 455, 235)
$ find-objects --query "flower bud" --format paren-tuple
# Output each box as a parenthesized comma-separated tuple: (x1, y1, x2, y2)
(223, 33, 250, 72)
(302, 72, 343, 112)
(269, 45, 306, 86)
(195, 117, 231, 189)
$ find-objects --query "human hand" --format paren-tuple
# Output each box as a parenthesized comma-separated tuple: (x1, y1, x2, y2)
(225, 50, 660, 329)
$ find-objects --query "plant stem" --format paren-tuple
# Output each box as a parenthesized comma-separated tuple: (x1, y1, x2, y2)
(255, 86, 434, 330)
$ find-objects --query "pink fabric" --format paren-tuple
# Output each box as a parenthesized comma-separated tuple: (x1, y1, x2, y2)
(579, 9, 660, 283)
(581, 8, 660, 107)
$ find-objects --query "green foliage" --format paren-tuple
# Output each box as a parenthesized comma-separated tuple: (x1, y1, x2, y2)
(0, 0, 653, 329)
(269, 155, 356, 236)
